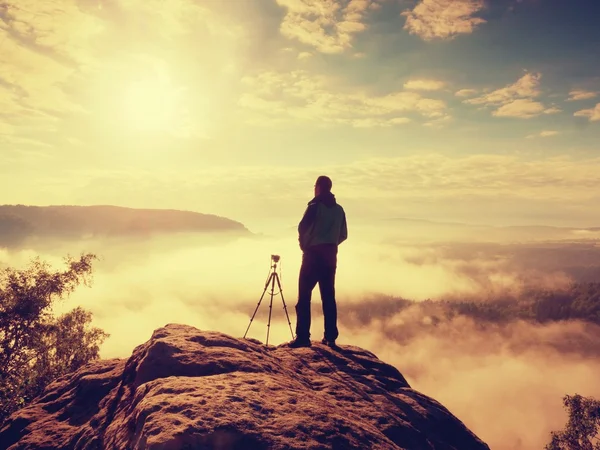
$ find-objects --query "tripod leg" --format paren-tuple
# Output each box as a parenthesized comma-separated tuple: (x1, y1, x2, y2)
(244, 273, 273, 339)
(266, 272, 277, 346)
(275, 273, 295, 339)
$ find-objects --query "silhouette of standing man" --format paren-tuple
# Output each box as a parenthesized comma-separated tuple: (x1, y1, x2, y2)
(289, 176, 348, 348)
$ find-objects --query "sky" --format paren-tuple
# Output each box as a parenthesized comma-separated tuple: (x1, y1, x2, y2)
(2, 0, 600, 229)
(3, 3, 600, 447)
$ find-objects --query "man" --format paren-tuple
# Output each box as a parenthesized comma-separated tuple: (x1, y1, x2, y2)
(288, 175, 348, 348)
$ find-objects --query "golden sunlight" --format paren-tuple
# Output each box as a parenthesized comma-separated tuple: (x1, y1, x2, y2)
(121, 70, 186, 133)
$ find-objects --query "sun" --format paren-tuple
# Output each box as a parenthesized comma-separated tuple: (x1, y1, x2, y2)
(122, 71, 185, 133)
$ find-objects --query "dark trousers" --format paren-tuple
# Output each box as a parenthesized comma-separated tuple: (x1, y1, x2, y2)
(295, 244, 339, 341)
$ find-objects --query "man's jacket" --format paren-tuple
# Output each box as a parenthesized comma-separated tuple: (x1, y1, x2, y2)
(298, 191, 347, 251)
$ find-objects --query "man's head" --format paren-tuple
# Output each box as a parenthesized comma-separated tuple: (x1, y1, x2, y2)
(314, 175, 332, 196)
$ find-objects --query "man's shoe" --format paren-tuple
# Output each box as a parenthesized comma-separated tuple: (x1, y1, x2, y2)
(288, 337, 311, 348)
(321, 338, 336, 347)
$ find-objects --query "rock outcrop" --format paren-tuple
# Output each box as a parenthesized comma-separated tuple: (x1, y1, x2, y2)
(0, 324, 490, 449)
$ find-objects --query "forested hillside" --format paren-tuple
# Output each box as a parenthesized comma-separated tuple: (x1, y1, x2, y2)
(342, 283, 600, 336)
(0, 205, 249, 247)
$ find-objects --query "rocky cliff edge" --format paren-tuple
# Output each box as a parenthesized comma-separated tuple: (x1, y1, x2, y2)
(0, 324, 490, 450)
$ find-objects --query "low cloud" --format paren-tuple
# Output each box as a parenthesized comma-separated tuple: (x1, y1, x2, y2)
(238, 70, 447, 127)
(3, 227, 600, 450)
(0, 0, 248, 150)
(465, 73, 559, 118)
(494, 99, 549, 119)
(543, 106, 562, 115)
(401, 0, 486, 41)
(349, 315, 600, 450)
(297, 51, 313, 60)
(4, 224, 597, 356)
(404, 79, 446, 91)
(526, 130, 559, 139)
(455, 88, 479, 97)
(9, 153, 600, 227)
(567, 90, 598, 102)
(276, 0, 375, 53)
(466, 73, 541, 105)
(574, 103, 600, 122)
(0, 27, 87, 124)
(0, 228, 526, 356)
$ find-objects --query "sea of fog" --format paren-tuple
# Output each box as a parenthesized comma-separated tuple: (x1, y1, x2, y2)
(2, 220, 600, 450)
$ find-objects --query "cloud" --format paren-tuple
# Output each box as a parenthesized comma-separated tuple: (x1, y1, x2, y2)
(567, 90, 598, 102)
(389, 117, 412, 125)
(326, 154, 600, 203)
(40, 154, 600, 206)
(401, 0, 486, 41)
(20, 230, 511, 357)
(276, 0, 375, 53)
(543, 106, 562, 115)
(574, 103, 600, 122)
(0, 0, 104, 64)
(423, 114, 452, 128)
(0, 0, 251, 150)
(539, 130, 559, 137)
(20, 152, 600, 229)
(493, 99, 548, 119)
(6, 223, 600, 450)
(116, 0, 238, 42)
(465, 73, 541, 105)
(297, 51, 313, 60)
(526, 130, 559, 139)
(455, 89, 479, 97)
(0, 5, 98, 122)
(13, 222, 600, 359)
(464, 73, 559, 118)
(351, 117, 412, 128)
(404, 79, 446, 91)
(238, 70, 448, 127)
(350, 314, 600, 450)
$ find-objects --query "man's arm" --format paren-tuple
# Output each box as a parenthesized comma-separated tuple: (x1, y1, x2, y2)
(298, 202, 317, 250)
(338, 209, 347, 245)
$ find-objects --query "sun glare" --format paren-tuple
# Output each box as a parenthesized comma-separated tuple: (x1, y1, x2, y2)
(122, 72, 185, 133)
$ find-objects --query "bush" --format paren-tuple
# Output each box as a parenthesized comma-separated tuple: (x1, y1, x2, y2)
(546, 394, 600, 450)
(0, 254, 108, 425)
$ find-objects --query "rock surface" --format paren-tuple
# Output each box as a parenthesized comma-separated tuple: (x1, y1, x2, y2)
(0, 324, 490, 449)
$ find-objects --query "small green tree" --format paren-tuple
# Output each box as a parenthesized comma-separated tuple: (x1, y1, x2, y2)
(0, 254, 109, 425)
(546, 394, 600, 450)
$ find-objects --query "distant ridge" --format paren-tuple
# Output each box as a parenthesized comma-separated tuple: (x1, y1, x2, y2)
(386, 217, 600, 232)
(384, 217, 475, 227)
(0, 205, 250, 247)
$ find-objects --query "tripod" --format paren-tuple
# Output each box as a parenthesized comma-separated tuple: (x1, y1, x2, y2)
(244, 255, 295, 346)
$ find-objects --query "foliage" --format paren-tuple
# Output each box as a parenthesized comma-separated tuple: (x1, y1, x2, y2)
(342, 284, 600, 334)
(546, 394, 600, 450)
(0, 254, 108, 425)
(0, 213, 34, 248)
(438, 283, 600, 326)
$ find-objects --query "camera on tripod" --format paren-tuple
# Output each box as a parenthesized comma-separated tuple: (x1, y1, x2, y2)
(244, 253, 294, 346)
